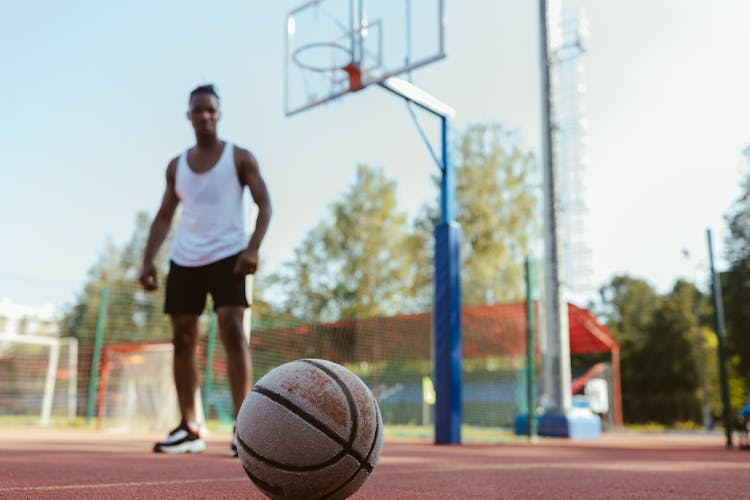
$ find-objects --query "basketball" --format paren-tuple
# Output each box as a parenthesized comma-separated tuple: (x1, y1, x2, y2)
(236, 358, 384, 499)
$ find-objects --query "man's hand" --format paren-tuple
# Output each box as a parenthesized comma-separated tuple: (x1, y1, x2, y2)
(139, 261, 159, 291)
(233, 248, 259, 275)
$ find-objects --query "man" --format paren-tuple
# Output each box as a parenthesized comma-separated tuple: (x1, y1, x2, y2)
(139, 84, 272, 456)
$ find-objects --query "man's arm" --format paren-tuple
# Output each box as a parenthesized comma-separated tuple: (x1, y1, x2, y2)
(234, 147, 272, 275)
(139, 159, 180, 290)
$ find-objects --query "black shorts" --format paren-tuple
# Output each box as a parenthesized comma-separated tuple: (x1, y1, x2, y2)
(164, 253, 249, 314)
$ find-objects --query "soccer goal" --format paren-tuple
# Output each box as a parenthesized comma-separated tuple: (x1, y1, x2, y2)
(96, 342, 206, 432)
(0, 333, 78, 425)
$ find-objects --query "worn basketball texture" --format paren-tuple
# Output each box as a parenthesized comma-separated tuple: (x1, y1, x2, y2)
(236, 358, 384, 500)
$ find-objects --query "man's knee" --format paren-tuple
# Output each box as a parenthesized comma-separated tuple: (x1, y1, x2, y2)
(171, 315, 199, 353)
(216, 307, 246, 350)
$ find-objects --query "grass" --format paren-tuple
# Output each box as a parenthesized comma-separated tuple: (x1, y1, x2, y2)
(383, 424, 517, 443)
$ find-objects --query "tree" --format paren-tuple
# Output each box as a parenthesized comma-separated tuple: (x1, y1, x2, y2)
(271, 164, 412, 322)
(60, 211, 174, 346)
(400, 204, 436, 313)
(596, 274, 714, 424)
(596, 275, 660, 346)
(61, 210, 279, 342)
(596, 275, 660, 406)
(409, 123, 539, 307)
(639, 282, 700, 391)
(722, 154, 750, 387)
(457, 124, 538, 304)
(265, 122, 539, 321)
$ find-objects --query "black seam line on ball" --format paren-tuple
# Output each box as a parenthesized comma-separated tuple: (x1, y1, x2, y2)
(363, 391, 381, 471)
(242, 463, 283, 496)
(238, 394, 351, 472)
(237, 430, 349, 472)
(249, 386, 367, 465)
(316, 396, 381, 500)
(300, 359, 359, 450)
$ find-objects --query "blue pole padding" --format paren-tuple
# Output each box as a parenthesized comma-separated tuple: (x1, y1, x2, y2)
(434, 221, 462, 444)
(440, 117, 455, 223)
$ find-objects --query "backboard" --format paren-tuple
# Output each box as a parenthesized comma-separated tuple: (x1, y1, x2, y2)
(285, 0, 445, 116)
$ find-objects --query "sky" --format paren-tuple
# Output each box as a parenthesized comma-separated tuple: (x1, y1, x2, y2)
(1, 0, 749, 311)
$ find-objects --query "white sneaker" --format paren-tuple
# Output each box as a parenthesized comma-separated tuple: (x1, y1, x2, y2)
(229, 425, 238, 458)
(153, 420, 206, 454)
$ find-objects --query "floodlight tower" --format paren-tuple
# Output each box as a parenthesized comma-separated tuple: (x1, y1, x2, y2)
(537, 0, 599, 438)
(551, 0, 594, 299)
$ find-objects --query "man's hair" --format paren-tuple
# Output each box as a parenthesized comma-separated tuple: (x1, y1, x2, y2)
(189, 84, 219, 104)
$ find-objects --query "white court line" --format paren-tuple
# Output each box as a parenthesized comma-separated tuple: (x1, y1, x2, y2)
(0, 477, 246, 493)
(378, 459, 750, 474)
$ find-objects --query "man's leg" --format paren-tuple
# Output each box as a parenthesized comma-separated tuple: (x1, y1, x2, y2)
(152, 312, 205, 454)
(206, 254, 251, 457)
(170, 313, 202, 421)
(216, 306, 252, 418)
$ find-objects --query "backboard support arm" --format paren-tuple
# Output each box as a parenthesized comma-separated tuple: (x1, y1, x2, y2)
(379, 77, 462, 445)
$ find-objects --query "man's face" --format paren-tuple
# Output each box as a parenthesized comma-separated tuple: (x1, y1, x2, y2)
(187, 94, 220, 135)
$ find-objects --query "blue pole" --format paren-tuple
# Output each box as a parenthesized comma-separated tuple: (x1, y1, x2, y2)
(440, 117, 455, 223)
(375, 79, 461, 444)
(434, 116, 462, 444)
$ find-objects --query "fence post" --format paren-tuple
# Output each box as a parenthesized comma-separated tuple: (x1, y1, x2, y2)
(525, 256, 537, 439)
(203, 311, 218, 419)
(86, 286, 109, 426)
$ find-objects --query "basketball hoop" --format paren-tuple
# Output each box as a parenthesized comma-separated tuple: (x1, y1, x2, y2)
(284, 0, 444, 115)
(342, 63, 363, 92)
(291, 42, 363, 93)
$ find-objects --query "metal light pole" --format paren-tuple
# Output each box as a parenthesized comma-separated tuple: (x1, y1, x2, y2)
(538, 0, 572, 418)
(707, 229, 733, 449)
(681, 249, 710, 429)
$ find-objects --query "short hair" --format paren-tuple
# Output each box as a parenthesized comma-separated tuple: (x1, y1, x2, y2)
(189, 84, 219, 104)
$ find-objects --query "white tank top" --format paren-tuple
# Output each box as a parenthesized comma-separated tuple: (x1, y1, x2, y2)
(170, 142, 247, 266)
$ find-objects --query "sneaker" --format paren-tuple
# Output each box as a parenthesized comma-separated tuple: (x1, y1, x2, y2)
(153, 420, 206, 454)
(229, 425, 238, 458)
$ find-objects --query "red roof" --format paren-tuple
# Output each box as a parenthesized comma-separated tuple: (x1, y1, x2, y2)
(567, 303, 619, 355)
(460, 301, 618, 356)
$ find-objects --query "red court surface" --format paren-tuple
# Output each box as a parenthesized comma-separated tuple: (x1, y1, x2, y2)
(1, 427, 748, 499)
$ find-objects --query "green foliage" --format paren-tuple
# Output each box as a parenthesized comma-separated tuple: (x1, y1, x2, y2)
(722, 160, 750, 387)
(270, 164, 413, 322)
(408, 123, 539, 307)
(265, 122, 539, 321)
(699, 326, 720, 410)
(455, 124, 538, 305)
(59, 209, 282, 345)
(597, 275, 660, 346)
(59, 212, 174, 347)
(599, 274, 750, 426)
(597, 275, 711, 424)
(400, 205, 436, 313)
(635, 281, 700, 395)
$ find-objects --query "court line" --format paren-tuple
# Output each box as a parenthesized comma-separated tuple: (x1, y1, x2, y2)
(377, 459, 750, 475)
(4, 459, 748, 493)
(0, 477, 246, 493)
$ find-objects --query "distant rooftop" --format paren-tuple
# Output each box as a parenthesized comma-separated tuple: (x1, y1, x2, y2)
(0, 298, 61, 336)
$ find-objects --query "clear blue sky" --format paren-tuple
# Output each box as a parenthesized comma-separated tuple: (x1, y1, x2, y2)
(1, 0, 748, 309)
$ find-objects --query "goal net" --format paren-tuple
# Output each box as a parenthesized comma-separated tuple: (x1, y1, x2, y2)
(97, 342, 205, 432)
(0, 333, 78, 425)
